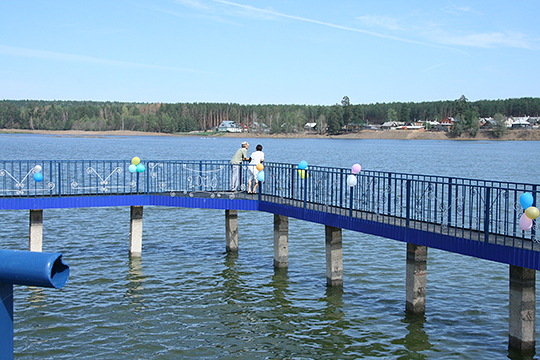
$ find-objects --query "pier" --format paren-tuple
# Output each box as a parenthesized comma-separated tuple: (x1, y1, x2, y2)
(0, 159, 538, 352)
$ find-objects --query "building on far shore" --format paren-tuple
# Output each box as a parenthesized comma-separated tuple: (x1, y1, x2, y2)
(217, 121, 242, 132)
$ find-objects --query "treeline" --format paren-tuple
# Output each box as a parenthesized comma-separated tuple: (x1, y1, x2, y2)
(1, 96, 539, 134)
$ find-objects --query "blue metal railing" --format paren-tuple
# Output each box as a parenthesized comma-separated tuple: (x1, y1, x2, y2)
(0, 160, 247, 198)
(260, 162, 539, 246)
(0, 160, 538, 246)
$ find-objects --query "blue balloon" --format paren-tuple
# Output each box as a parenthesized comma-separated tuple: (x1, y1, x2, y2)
(128, 164, 137, 173)
(520, 192, 534, 210)
(298, 160, 308, 170)
(257, 170, 265, 182)
(33, 172, 43, 182)
(136, 163, 145, 173)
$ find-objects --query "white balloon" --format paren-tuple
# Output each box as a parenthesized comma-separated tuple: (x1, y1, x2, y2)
(34, 165, 42, 172)
(347, 174, 357, 187)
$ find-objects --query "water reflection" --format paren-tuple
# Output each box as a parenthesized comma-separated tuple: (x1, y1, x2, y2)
(221, 252, 247, 303)
(393, 313, 432, 359)
(126, 256, 146, 311)
(25, 287, 45, 308)
(269, 267, 290, 307)
(508, 347, 537, 360)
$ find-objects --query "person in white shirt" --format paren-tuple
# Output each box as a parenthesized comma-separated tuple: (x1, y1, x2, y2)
(247, 144, 264, 194)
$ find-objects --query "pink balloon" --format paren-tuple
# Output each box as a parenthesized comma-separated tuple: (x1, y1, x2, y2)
(351, 163, 362, 174)
(519, 213, 533, 231)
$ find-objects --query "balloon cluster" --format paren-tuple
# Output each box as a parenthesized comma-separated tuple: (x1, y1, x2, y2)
(519, 192, 539, 231)
(33, 165, 43, 182)
(347, 163, 361, 187)
(256, 163, 265, 182)
(298, 160, 308, 179)
(128, 157, 145, 173)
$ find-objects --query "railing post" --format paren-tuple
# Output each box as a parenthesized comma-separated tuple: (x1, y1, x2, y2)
(484, 186, 491, 242)
(349, 186, 353, 218)
(339, 169, 344, 209)
(406, 179, 411, 228)
(532, 185, 537, 241)
(303, 168, 308, 210)
(58, 162, 62, 198)
(447, 177, 453, 227)
(258, 175, 262, 201)
(387, 173, 392, 215)
(146, 162, 150, 194)
(290, 165, 295, 200)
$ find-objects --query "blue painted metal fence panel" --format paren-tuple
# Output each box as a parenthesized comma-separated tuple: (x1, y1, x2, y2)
(1, 159, 539, 269)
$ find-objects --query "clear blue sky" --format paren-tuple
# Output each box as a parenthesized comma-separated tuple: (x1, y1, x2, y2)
(1, 1, 538, 105)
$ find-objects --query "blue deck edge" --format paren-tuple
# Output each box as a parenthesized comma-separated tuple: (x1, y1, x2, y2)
(1, 196, 538, 270)
(0, 195, 259, 211)
(259, 201, 540, 271)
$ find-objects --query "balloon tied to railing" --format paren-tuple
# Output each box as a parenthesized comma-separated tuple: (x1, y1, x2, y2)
(347, 163, 362, 187)
(256, 162, 265, 182)
(129, 157, 145, 173)
(519, 192, 539, 231)
(298, 160, 308, 180)
(33, 165, 43, 182)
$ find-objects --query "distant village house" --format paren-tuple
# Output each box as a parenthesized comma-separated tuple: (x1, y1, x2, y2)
(217, 120, 242, 132)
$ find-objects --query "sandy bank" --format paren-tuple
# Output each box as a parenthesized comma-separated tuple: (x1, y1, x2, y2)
(1, 128, 539, 141)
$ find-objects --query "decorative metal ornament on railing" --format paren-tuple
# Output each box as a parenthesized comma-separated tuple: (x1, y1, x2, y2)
(356, 178, 391, 215)
(152, 163, 236, 199)
(0, 165, 55, 195)
(182, 164, 233, 199)
(70, 167, 135, 193)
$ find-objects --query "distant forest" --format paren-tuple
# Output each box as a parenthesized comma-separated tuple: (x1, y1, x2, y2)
(1, 96, 539, 135)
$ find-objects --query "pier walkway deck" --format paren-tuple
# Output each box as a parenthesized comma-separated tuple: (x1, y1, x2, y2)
(1, 159, 539, 351)
(1, 159, 538, 269)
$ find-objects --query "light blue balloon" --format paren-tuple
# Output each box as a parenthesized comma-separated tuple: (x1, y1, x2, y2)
(257, 170, 265, 182)
(33, 172, 43, 182)
(298, 160, 308, 170)
(136, 163, 145, 173)
(520, 192, 534, 209)
(128, 164, 137, 173)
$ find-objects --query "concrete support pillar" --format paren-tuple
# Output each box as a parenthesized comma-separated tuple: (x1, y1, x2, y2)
(509, 265, 536, 352)
(406, 243, 427, 314)
(273, 214, 289, 268)
(225, 210, 238, 252)
(325, 225, 343, 287)
(29, 209, 43, 252)
(129, 206, 143, 256)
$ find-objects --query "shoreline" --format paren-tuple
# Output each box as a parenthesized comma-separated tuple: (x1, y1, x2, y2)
(1, 128, 539, 141)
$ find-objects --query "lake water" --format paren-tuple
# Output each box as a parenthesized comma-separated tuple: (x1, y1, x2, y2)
(1, 134, 539, 359)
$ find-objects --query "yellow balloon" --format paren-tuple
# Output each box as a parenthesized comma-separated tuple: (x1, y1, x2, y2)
(525, 206, 540, 220)
(256, 163, 264, 171)
(131, 157, 140, 165)
(298, 169, 309, 179)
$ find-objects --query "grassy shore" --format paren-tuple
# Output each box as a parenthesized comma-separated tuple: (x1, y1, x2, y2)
(1, 128, 539, 141)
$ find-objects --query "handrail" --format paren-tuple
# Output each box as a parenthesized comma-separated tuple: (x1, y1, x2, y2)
(0, 160, 538, 245)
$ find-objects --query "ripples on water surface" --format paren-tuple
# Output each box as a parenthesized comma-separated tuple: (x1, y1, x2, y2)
(1, 134, 539, 359)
